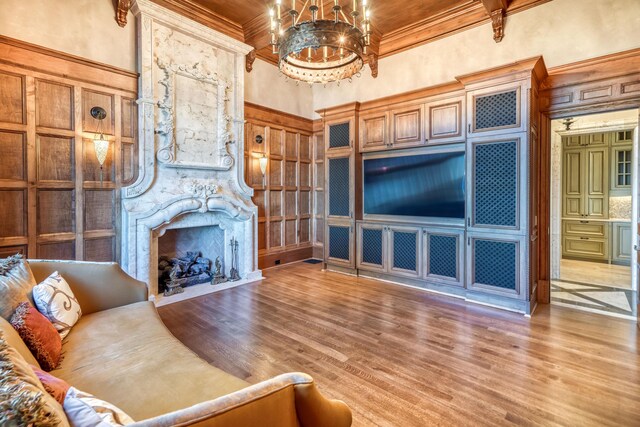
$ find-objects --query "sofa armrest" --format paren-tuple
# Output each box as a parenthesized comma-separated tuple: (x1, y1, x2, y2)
(28, 260, 148, 315)
(130, 373, 352, 427)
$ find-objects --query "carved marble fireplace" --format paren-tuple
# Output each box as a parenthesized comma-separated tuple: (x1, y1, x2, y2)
(120, 0, 261, 303)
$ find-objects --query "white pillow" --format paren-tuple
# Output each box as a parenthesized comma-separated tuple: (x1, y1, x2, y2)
(32, 271, 82, 339)
(63, 387, 134, 426)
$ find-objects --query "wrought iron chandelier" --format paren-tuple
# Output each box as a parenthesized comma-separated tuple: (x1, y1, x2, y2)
(269, 0, 372, 84)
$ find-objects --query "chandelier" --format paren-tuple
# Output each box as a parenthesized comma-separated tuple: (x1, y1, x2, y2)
(268, 0, 372, 84)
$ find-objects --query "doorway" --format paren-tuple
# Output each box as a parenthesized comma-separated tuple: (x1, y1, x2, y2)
(550, 109, 639, 319)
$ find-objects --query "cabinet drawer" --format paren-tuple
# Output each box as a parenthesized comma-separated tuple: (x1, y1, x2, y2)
(562, 236, 608, 260)
(562, 220, 607, 238)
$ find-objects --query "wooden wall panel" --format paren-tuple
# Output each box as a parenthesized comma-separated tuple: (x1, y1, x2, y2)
(0, 190, 26, 238)
(84, 237, 115, 262)
(0, 37, 137, 261)
(0, 71, 25, 124)
(37, 241, 75, 260)
(37, 190, 75, 234)
(35, 80, 73, 130)
(37, 135, 74, 182)
(84, 190, 114, 231)
(0, 245, 27, 258)
(0, 131, 26, 180)
(245, 103, 315, 268)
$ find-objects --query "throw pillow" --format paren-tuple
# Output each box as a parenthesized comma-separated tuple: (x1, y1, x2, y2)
(33, 271, 82, 339)
(0, 333, 69, 427)
(0, 253, 37, 321)
(63, 387, 135, 426)
(32, 365, 71, 404)
(10, 302, 62, 371)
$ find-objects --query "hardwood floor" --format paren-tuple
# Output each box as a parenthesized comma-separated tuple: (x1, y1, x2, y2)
(158, 262, 640, 426)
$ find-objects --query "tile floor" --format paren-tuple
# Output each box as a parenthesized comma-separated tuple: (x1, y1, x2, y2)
(552, 259, 637, 318)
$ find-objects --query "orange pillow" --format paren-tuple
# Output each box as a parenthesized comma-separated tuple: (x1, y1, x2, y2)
(10, 302, 62, 371)
(31, 365, 71, 404)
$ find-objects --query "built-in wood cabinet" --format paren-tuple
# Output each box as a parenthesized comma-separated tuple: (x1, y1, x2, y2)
(562, 146, 609, 219)
(388, 225, 421, 278)
(424, 95, 465, 144)
(359, 109, 388, 152)
(466, 81, 525, 136)
(326, 223, 354, 268)
(390, 104, 424, 149)
(562, 219, 609, 261)
(612, 221, 632, 265)
(424, 228, 464, 287)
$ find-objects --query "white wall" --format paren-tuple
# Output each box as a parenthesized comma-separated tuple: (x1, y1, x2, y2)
(312, 0, 640, 118)
(0, 0, 136, 71)
(245, 58, 315, 119)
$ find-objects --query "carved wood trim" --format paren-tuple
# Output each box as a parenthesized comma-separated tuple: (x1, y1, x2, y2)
(379, 0, 549, 58)
(0, 36, 137, 94)
(246, 49, 256, 73)
(116, 0, 133, 27)
(490, 9, 505, 43)
(368, 54, 379, 79)
(149, 0, 244, 41)
(540, 48, 640, 116)
(245, 102, 313, 133)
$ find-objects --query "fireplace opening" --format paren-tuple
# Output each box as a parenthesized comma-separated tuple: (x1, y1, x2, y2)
(157, 226, 225, 294)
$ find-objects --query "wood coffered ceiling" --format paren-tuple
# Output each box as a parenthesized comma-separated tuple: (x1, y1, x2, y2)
(116, 0, 552, 72)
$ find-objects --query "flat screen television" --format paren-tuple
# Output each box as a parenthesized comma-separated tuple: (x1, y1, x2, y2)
(363, 151, 465, 219)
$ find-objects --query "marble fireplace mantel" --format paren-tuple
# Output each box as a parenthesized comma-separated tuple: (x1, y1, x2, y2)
(120, 0, 261, 303)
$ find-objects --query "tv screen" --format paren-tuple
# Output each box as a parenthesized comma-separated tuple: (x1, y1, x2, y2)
(363, 151, 465, 218)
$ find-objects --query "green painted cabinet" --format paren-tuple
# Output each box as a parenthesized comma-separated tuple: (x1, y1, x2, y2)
(562, 147, 609, 219)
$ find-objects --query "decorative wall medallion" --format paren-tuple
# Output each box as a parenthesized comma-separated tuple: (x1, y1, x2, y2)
(155, 57, 234, 170)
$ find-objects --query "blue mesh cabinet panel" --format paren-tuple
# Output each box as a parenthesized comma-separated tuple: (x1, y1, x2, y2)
(474, 239, 517, 290)
(393, 232, 417, 271)
(328, 157, 350, 216)
(474, 140, 517, 227)
(329, 226, 350, 261)
(429, 234, 457, 279)
(361, 228, 383, 266)
(329, 123, 350, 149)
(475, 90, 518, 130)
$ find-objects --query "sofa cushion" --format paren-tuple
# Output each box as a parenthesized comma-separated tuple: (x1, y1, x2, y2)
(51, 301, 250, 421)
(33, 271, 82, 339)
(0, 254, 37, 320)
(0, 315, 40, 367)
(10, 302, 62, 371)
(63, 386, 135, 426)
(0, 333, 69, 427)
(32, 365, 71, 404)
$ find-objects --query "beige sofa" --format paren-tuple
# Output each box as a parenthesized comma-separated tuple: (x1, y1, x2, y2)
(1, 260, 352, 426)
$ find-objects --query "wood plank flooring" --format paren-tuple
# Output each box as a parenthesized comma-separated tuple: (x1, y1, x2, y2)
(158, 262, 640, 427)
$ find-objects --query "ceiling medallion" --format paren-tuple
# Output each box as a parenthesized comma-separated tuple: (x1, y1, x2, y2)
(269, 0, 372, 84)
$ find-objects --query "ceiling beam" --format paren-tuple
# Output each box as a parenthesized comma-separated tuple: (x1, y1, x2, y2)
(480, 0, 510, 42)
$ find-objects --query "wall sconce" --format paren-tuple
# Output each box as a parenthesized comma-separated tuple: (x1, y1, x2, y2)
(90, 106, 108, 185)
(255, 134, 267, 175)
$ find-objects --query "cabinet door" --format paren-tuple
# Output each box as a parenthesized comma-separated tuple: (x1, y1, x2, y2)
(467, 233, 526, 298)
(588, 132, 609, 146)
(425, 95, 464, 144)
(390, 104, 424, 148)
(562, 236, 608, 260)
(357, 223, 386, 272)
(424, 228, 464, 287)
(612, 222, 632, 265)
(326, 154, 352, 219)
(359, 110, 388, 152)
(468, 135, 526, 233)
(585, 147, 608, 219)
(611, 146, 632, 195)
(326, 118, 354, 152)
(326, 223, 354, 267)
(562, 149, 583, 218)
(562, 135, 587, 148)
(388, 226, 421, 278)
(468, 82, 524, 136)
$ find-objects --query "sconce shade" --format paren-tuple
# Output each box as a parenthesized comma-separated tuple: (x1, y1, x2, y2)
(259, 154, 268, 175)
(93, 135, 109, 166)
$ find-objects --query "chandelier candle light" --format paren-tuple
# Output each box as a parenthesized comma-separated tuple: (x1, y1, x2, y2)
(269, 0, 372, 84)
